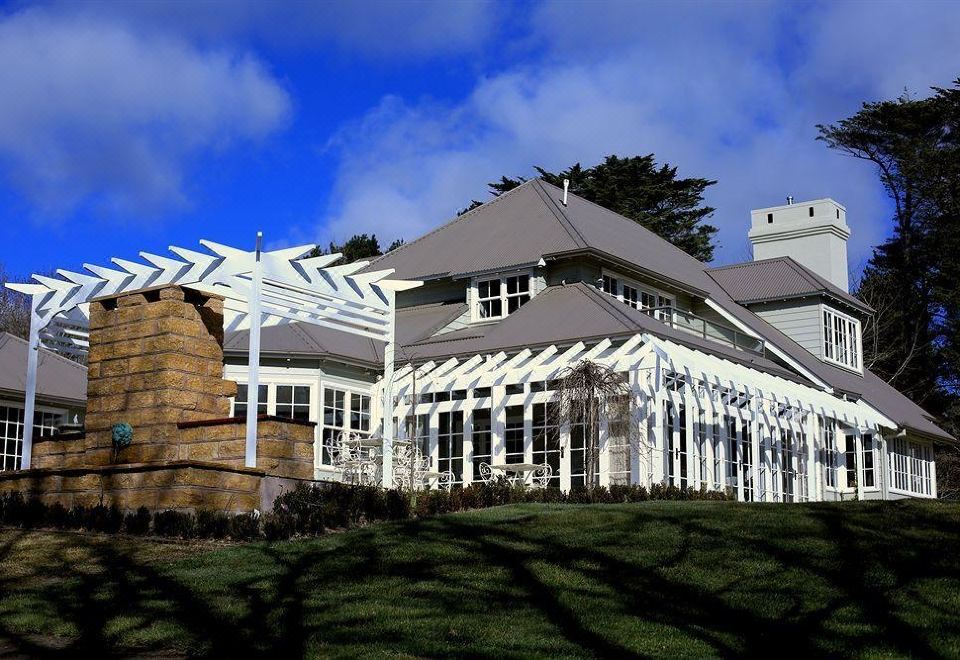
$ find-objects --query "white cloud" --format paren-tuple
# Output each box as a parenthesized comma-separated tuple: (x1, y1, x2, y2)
(311, 0, 960, 267)
(0, 9, 291, 217)
(39, 0, 500, 60)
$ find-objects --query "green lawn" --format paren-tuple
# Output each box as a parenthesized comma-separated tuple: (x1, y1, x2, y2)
(1, 500, 959, 658)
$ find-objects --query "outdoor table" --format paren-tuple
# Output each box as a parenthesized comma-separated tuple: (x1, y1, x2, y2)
(488, 463, 547, 486)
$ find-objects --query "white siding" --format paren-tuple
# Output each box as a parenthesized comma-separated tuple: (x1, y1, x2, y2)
(754, 301, 823, 358)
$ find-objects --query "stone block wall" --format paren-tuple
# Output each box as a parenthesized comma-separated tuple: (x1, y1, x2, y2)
(80, 286, 237, 467)
(0, 462, 263, 512)
(16, 283, 321, 512)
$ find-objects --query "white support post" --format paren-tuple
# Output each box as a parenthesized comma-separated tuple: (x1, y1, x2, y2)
(244, 232, 264, 468)
(381, 289, 396, 488)
(20, 305, 41, 470)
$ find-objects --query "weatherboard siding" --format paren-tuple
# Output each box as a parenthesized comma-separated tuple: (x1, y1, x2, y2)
(753, 301, 823, 359)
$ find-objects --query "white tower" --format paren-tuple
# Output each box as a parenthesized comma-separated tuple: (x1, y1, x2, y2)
(748, 198, 850, 292)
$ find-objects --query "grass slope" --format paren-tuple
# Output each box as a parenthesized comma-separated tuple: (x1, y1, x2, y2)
(1, 500, 959, 658)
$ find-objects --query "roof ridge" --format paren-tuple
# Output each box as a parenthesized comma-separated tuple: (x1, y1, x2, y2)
(289, 322, 327, 353)
(537, 179, 710, 267)
(707, 256, 792, 272)
(571, 282, 640, 331)
(366, 178, 543, 271)
(530, 179, 590, 249)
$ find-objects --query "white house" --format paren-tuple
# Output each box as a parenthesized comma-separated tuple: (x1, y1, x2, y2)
(1, 179, 952, 501)
(213, 180, 952, 501)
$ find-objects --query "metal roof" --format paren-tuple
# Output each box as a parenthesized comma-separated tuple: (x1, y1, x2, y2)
(708, 256, 872, 314)
(0, 333, 86, 406)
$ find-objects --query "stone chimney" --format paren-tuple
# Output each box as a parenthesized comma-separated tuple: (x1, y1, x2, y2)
(748, 198, 850, 292)
(82, 285, 238, 465)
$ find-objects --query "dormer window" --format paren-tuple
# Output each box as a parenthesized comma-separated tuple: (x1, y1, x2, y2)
(474, 273, 531, 321)
(822, 306, 861, 371)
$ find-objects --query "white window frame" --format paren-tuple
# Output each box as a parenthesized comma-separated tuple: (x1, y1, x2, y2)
(319, 384, 372, 467)
(471, 270, 533, 322)
(821, 305, 862, 372)
(600, 269, 674, 321)
(0, 399, 65, 472)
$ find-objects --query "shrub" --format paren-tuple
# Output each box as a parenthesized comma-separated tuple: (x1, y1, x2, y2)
(196, 510, 231, 540)
(263, 512, 295, 541)
(153, 510, 196, 538)
(124, 507, 152, 535)
(229, 513, 260, 541)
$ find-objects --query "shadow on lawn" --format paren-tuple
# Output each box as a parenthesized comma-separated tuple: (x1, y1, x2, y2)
(0, 502, 958, 657)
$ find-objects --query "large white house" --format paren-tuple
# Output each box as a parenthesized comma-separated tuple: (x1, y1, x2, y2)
(217, 180, 951, 501)
(1, 179, 953, 501)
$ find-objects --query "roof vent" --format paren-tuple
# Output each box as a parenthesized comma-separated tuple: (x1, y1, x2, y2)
(562, 179, 569, 206)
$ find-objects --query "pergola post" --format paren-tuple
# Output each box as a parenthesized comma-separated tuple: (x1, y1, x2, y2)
(20, 305, 41, 470)
(381, 289, 396, 488)
(244, 232, 264, 468)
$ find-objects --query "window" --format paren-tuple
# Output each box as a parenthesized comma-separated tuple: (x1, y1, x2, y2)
(475, 273, 531, 320)
(844, 434, 857, 489)
(477, 278, 502, 319)
(405, 414, 430, 464)
(0, 405, 61, 471)
(472, 409, 492, 481)
(767, 212, 774, 224)
(863, 434, 875, 488)
(276, 385, 310, 422)
(233, 384, 268, 417)
(505, 405, 524, 464)
(891, 438, 934, 495)
(808, 206, 814, 217)
(820, 416, 839, 489)
(532, 402, 561, 488)
(608, 395, 632, 486)
(823, 307, 861, 370)
(438, 411, 464, 485)
(320, 388, 370, 466)
(599, 270, 673, 320)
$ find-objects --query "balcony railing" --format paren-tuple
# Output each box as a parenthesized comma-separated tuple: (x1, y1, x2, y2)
(641, 307, 765, 355)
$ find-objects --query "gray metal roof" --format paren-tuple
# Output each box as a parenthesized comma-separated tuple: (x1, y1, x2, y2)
(368, 179, 950, 441)
(407, 283, 803, 382)
(708, 256, 872, 314)
(0, 333, 87, 405)
(224, 301, 467, 365)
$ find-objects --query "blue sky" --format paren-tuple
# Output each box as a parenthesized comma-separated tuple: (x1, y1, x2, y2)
(1, 0, 959, 279)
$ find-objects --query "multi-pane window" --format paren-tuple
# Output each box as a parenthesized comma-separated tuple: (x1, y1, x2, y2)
(608, 395, 632, 486)
(664, 401, 688, 488)
(600, 271, 673, 320)
(0, 405, 61, 472)
(472, 409, 492, 481)
(862, 433, 875, 488)
(891, 438, 934, 496)
(820, 416, 839, 488)
(321, 388, 370, 466)
(823, 307, 861, 370)
(505, 405, 525, 464)
(405, 414, 430, 464)
(438, 411, 464, 484)
(475, 274, 531, 320)
(276, 385, 310, 422)
(532, 402, 561, 488)
(477, 278, 502, 319)
(233, 384, 268, 417)
(844, 434, 858, 489)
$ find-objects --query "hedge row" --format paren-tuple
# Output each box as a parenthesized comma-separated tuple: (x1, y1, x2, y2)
(0, 480, 730, 541)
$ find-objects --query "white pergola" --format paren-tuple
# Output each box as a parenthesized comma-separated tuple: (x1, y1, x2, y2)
(6, 234, 419, 484)
(384, 332, 911, 500)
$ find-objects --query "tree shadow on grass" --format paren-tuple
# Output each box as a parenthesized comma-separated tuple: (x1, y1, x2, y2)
(0, 501, 958, 658)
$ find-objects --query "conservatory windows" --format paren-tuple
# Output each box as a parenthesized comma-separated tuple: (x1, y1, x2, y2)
(862, 434, 875, 488)
(321, 388, 371, 466)
(505, 405, 525, 464)
(0, 405, 61, 472)
(891, 438, 934, 496)
(532, 402, 562, 488)
(438, 411, 464, 485)
(822, 306, 861, 371)
(474, 273, 531, 320)
(472, 409, 492, 481)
